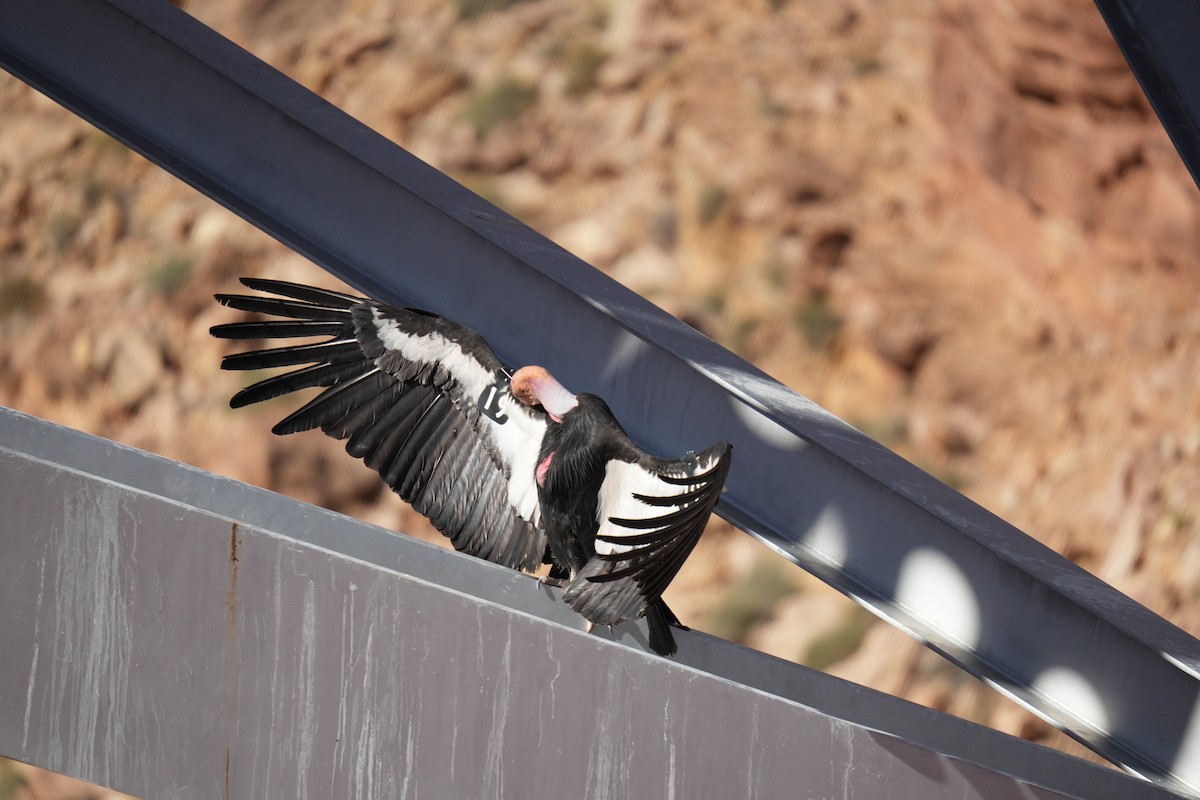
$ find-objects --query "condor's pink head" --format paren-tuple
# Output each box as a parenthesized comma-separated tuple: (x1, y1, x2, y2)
(511, 366, 578, 423)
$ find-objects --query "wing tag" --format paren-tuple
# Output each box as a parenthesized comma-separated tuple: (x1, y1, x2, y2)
(477, 376, 509, 424)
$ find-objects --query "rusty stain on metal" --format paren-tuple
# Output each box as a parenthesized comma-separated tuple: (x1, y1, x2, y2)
(224, 521, 240, 800)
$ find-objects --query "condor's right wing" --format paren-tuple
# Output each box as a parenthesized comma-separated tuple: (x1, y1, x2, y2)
(564, 441, 732, 626)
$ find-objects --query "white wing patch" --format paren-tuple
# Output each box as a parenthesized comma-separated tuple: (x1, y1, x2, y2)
(595, 458, 709, 555)
(491, 390, 546, 525)
(372, 308, 493, 395)
(371, 308, 546, 526)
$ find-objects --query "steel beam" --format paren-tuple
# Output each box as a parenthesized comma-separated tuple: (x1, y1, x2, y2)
(0, 406, 1187, 800)
(1094, 0, 1200, 191)
(1, 0, 1199, 792)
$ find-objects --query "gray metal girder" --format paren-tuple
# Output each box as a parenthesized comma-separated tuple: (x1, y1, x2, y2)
(0, 406, 1186, 800)
(1093, 0, 1200, 191)
(1, 0, 1199, 792)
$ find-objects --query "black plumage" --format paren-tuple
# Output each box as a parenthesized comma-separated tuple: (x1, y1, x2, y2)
(537, 395, 731, 655)
(212, 277, 731, 656)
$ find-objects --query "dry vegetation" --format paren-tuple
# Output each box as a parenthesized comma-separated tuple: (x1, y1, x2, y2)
(3, 0, 1199, 793)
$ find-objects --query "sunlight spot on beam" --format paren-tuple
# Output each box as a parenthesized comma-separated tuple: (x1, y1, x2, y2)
(895, 547, 981, 649)
(803, 504, 850, 568)
(1032, 666, 1111, 733)
(730, 400, 807, 452)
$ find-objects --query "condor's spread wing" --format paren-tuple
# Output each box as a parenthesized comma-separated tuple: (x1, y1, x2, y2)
(562, 441, 732, 625)
(212, 278, 548, 572)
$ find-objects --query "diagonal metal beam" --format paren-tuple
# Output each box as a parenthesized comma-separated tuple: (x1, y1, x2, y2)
(1, 0, 1199, 793)
(1093, 0, 1200, 191)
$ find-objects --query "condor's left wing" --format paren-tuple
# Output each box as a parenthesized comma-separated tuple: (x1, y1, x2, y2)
(211, 278, 549, 573)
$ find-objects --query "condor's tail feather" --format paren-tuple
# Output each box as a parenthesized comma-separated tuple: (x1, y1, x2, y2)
(646, 600, 684, 657)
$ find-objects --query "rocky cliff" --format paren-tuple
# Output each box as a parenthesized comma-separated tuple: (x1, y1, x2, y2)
(2, 0, 1198, 789)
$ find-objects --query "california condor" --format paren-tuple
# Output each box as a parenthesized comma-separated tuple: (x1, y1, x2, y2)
(211, 278, 731, 656)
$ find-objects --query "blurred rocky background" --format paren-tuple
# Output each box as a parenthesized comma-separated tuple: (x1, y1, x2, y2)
(2, 0, 1199, 794)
